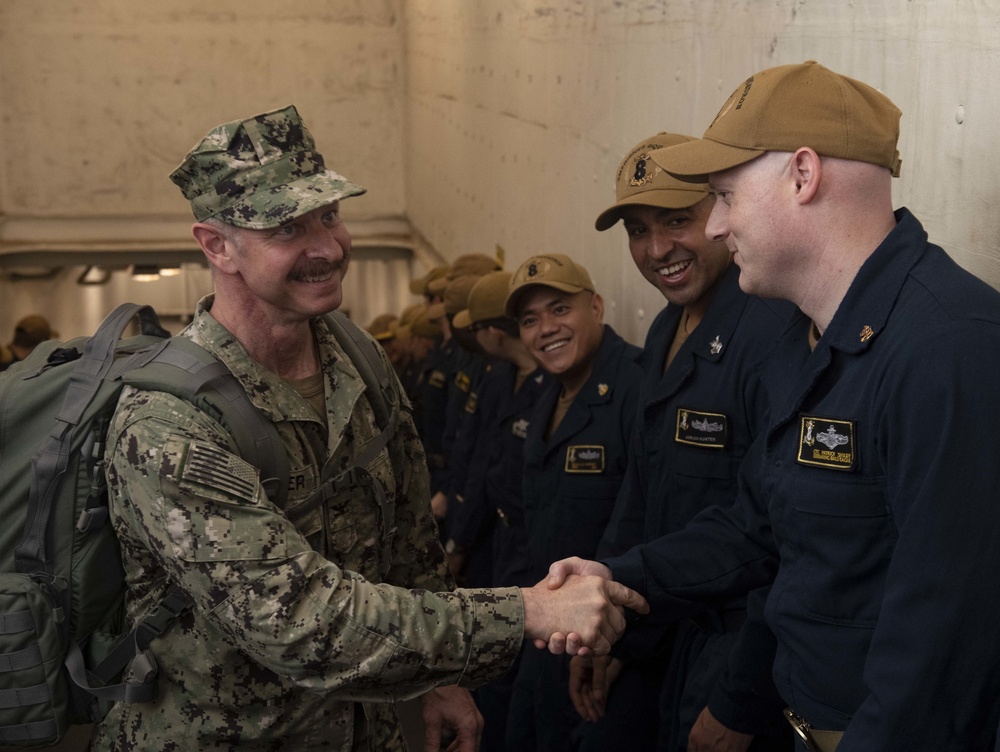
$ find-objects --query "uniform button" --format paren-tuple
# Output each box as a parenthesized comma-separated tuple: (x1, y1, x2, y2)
(774, 459, 782, 467)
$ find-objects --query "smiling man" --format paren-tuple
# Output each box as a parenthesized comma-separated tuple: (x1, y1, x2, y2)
(92, 106, 649, 752)
(569, 133, 794, 752)
(502, 255, 645, 752)
(547, 61, 1000, 751)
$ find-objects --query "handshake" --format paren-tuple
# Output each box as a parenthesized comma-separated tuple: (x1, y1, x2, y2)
(519, 557, 649, 656)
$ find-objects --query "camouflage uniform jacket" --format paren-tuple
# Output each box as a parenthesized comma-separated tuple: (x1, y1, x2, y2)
(92, 297, 523, 751)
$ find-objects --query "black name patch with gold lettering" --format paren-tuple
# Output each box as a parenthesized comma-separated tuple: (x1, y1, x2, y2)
(455, 371, 472, 393)
(428, 370, 446, 388)
(675, 409, 728, 449)
(565, 445, 605, 473)
(797, 415, 856, 471)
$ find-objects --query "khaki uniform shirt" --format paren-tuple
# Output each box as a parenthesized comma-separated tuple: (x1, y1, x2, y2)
(92, 297, 523, 751)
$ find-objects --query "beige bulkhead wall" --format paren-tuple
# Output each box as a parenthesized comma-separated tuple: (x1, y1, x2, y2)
(1, 1, 998, 349)
(0, 0, 421, 340)
(403, 0, 1000, 346)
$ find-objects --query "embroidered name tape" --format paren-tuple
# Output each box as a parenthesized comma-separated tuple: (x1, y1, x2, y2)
(565, 445, 605, 473)
(797, 415, 856, 471)
(675, 409, 728, 449)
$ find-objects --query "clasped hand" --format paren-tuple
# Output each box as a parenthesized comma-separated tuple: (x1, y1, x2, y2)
(520, 557, 648, 656)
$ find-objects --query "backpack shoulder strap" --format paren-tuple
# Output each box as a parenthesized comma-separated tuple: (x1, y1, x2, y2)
(321, 311, 399, 463)
(122, 337, 289, 508)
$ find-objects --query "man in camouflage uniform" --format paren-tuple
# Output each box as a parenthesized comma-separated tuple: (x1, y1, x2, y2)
(92, 105, 646, 752)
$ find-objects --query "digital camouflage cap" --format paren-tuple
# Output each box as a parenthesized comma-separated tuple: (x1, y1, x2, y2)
(170, 105, 366, 230)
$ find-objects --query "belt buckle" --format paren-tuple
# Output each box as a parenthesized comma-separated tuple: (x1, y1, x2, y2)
(783, 708, 822, 752)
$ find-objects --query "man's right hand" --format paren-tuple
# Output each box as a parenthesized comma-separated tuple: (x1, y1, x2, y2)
(569, 654, 623, 722)
(520, 574, 648, 657)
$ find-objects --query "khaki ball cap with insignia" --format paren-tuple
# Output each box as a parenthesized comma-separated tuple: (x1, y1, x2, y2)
(650, 61, 902, 183)
(594, 132, 710, 231)
(505, 254, 596, 318)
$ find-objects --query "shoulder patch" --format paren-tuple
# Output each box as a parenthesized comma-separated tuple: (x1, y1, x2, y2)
(161, 438, 259, 500)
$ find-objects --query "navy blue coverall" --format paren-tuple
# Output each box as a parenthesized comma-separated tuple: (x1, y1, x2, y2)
(605, 210, 1000, 751)
(508, 325, 644, 752)
(583, 264, 793, 751)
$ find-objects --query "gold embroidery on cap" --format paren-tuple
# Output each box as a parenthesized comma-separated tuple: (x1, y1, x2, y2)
(628, 152, 656, 188)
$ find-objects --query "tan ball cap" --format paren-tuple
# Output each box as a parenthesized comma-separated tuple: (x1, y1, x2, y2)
(594, 133, 710, 231)
(650, 61, 902, 183)
(453, 271, 513, 329)
(504, 254, 596, 318)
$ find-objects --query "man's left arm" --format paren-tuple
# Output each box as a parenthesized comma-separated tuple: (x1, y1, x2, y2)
(841, 323, 1000, 749)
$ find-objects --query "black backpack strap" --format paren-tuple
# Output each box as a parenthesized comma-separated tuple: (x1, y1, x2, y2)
(15, 304, 168, 575)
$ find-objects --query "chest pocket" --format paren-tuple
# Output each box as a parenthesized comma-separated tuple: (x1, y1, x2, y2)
(789, 471, 894, 626)
(287, 444, 397, 579)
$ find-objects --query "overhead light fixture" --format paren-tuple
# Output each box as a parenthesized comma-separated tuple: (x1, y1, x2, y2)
(158, 266, 182, 277)
(130, 264, 160, 282)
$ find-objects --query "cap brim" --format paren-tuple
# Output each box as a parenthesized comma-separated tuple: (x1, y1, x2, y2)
(452, 309, 473, 329)
(649, 140, 765, 184)
(594, 187, 710, 231)
(215, 169, 367, 230)
(426, 277, 448, 296)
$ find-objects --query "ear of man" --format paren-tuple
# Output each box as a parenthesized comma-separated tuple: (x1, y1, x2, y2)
(789, 147, 823, 205)
(192, 222, 239, 275)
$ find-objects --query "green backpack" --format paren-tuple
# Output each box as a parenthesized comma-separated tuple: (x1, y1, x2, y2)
(0, 302, 397, 747)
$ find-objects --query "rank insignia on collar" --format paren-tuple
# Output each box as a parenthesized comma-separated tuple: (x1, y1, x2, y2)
(598, 383, 609, 396)
(860, 325, 874, 343)
(565, 445, 605, 473)
(797, 415, 856, 471)
(512, 418, 530, 440)
(675, 408, 728, 448)
(710, 336, 723, 355)
(535, 373, 545, 384)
